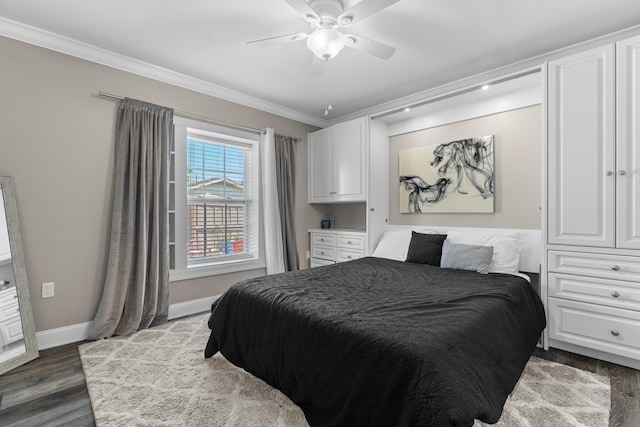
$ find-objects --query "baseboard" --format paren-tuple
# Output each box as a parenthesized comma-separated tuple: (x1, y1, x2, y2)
(35, 295, 220, 351)
(36, 321, 93, 351)
(167, 295, 219, 320)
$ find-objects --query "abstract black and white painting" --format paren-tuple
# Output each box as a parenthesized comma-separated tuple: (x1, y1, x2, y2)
(399, 135, 494, 213)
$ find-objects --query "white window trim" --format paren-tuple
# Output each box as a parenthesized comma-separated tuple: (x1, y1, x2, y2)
(171, 116, 265, 281)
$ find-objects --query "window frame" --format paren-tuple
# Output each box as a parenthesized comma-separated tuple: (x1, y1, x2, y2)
(170, 117, 264, 282)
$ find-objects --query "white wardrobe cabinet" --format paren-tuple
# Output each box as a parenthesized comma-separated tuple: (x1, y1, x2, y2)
(616, 36, 640, 250)
(546, 34, 640, 369)
(308, 117, 366, 203)
(548, 37, 640, 249)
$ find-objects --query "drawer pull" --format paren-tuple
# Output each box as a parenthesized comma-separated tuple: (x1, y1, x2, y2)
(347, 256, 352, 259)
(611, 265, 620, 271)
(320, 251, 325, 255)
(320, 238, 325, 242)
(611, 330, 620, 337)
(611, 291, 621, 298)
(347, 240, 353, 244)
(606, 171, 614, 176)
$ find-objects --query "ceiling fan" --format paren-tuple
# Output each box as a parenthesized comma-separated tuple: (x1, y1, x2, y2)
(247, 0, 401, 61)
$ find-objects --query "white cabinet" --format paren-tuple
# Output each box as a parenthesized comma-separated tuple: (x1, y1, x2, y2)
(307, 116, 389, 259)
(547, 250, 640, 369)
(545, 34, 640, 369)
(309, 229, 366, 267)
(308, 117, 366, 203)
(548, 44, 615, 247)
(616, 36, 640, 249)
(548, 36, 640, 249)
(0, 286, 22, 346)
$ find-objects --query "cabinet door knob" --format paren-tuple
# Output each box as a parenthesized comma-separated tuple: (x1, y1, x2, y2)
(611, 329, 620, 337)
(611, 265, 620, 271)
(619, 170, 627, 176)
(611, 291, 621, 298)
(320, 238, 324, 242)
(607, 171, 614, 176)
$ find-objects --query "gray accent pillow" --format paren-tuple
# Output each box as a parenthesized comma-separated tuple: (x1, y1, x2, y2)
(440, 240, 493, 274)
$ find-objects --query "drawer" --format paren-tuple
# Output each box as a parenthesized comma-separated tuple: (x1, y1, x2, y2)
(548, 297, 640, 361)
(336, 248, 365, 263)
(548, 250, 640, 282)
(0, 286, 17, 305)
(0, 301, 19, 322)
(312, 245, 336, 261)
(311, 232, 336, 247)
(336, 233, 365, 250)
(310, 257, 335, 268)
(0, 317, 24, 344)
(549, 273, 640, 311)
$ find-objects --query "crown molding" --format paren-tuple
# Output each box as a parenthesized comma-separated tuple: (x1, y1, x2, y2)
(332, 23, 640, 126)
(0, 16, 328, 128)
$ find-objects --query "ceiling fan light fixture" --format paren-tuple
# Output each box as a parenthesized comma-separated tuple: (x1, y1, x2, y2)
(307, 28, 346, 60)
(340, 16, 353, 25)
(304, 13, 319, 23)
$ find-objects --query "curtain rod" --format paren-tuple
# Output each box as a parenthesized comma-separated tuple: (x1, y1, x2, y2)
(98, 91, 263, 134)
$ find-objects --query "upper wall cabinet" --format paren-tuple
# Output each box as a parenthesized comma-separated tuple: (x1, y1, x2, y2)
(308, 117, 367, 203)
(548, 36, 640, 249)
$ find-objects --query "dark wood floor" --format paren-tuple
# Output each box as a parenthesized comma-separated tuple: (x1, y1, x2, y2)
(0, 343, 638, 426)
(0, 343, 95, 427)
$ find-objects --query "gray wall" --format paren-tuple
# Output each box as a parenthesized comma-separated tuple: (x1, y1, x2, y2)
(389, 105, 541, 229)
(0, 35, 323, 332)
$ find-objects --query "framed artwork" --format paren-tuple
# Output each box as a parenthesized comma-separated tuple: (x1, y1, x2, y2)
(399, 135, 494, 213)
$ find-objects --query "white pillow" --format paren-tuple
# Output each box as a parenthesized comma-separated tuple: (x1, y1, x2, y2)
(371, 229, 414, 261)
(445, 231, 523, 274)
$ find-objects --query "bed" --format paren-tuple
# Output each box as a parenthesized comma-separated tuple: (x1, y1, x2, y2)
(204, 226, 546, 426)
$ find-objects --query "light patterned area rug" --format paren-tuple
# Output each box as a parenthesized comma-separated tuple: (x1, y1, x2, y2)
(79, 314, 611, 427)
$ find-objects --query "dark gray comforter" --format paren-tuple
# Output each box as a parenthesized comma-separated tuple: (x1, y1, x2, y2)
(205, 257, 546, 427)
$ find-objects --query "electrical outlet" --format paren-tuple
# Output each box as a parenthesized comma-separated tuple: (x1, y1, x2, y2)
(42, 282, 55, 298)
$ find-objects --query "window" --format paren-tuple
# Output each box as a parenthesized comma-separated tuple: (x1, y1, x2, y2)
(171, 118, 262, 280)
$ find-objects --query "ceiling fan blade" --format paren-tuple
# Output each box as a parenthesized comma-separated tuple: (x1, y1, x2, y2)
(344, 33, 396, 59)
(338, 0, 402, 26)
(284, 0, 320, 22)
(310, 54, 326, 75)
(246, 32, 308, 48)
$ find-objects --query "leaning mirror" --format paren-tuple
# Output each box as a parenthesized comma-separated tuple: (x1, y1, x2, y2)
(0, 175, 38, 375)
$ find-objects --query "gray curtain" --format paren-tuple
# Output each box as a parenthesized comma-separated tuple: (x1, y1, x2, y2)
(89, 98, 174, 340)
(274, 134, 299, 271)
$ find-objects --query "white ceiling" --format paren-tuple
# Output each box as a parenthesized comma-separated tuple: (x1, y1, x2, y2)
(1, 0, 639, 126)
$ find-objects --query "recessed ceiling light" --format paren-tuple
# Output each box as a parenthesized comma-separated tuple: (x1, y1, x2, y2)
(481, 84, 490, 90)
